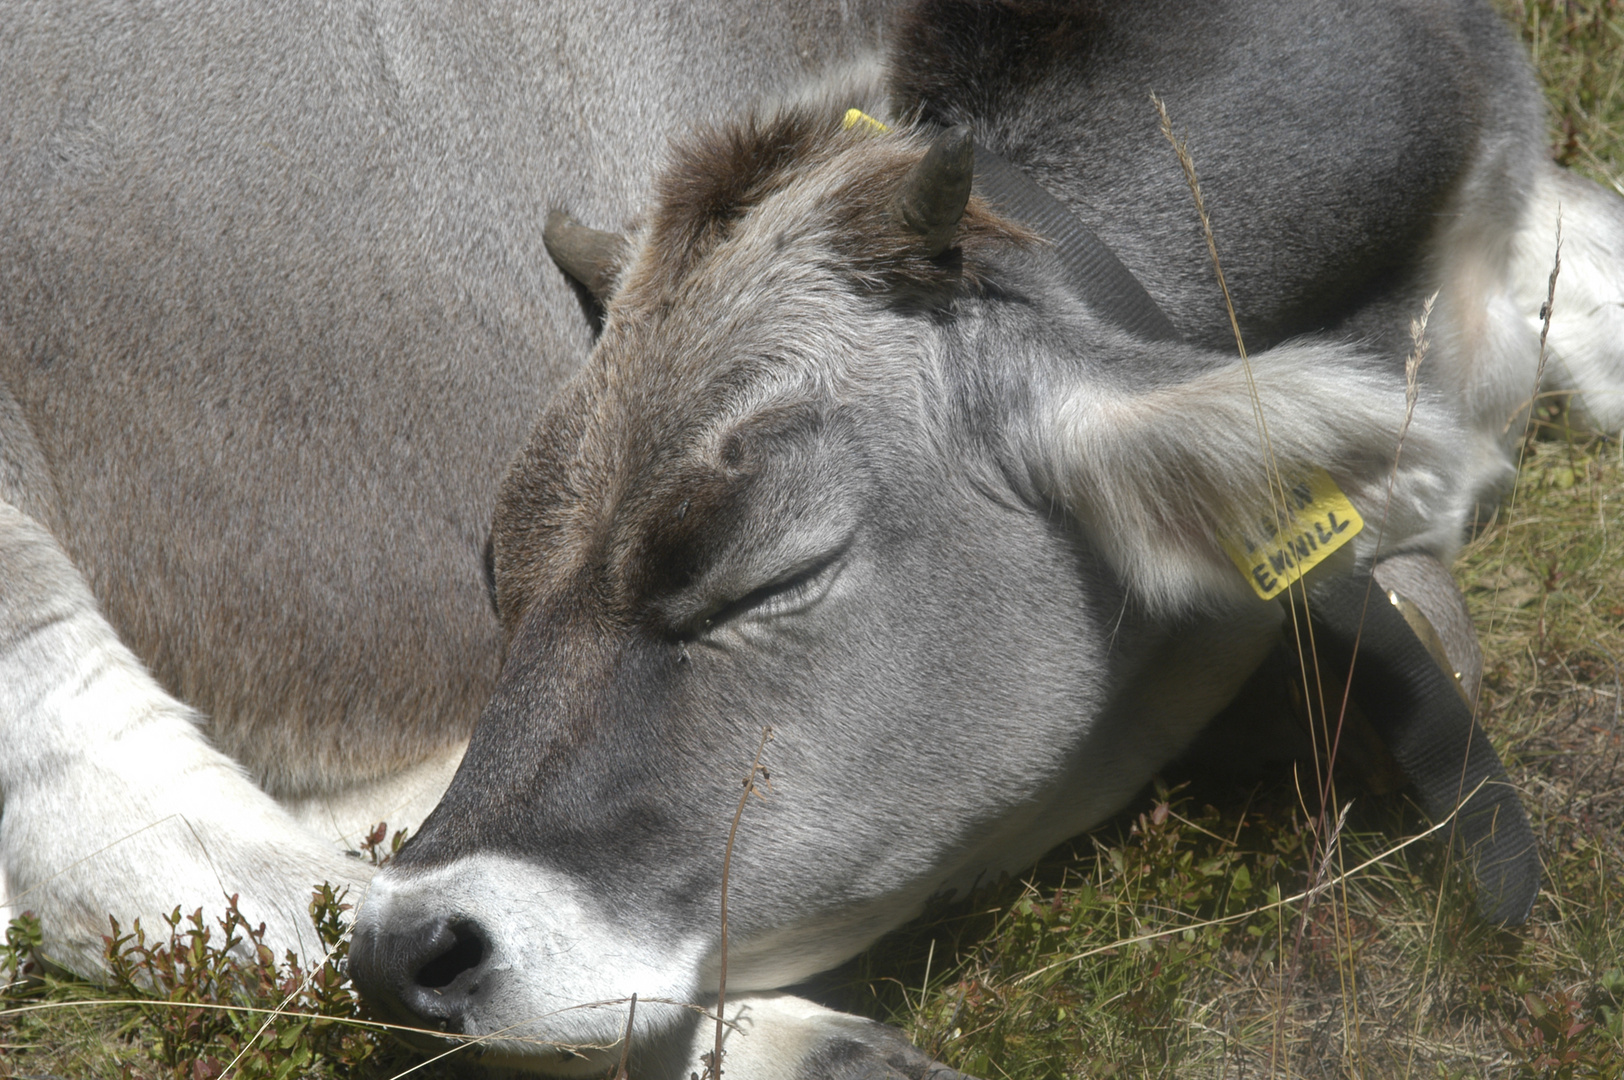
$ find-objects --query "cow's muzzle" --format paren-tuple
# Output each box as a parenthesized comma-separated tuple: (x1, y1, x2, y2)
(349, 910, 495, 1032)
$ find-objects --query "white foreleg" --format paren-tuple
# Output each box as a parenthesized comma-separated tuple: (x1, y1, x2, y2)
(0, 500, 371, 976)
(667, 993, 974, 1080)
(1425, 156, 1624, 516)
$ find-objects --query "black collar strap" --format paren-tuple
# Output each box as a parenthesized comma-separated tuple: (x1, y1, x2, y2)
(1298, 571, 1540, 926)
(896, 115, 1538, 920)
(970, 142, 1182, 342)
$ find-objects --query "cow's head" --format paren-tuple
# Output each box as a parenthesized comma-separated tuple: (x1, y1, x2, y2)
(350, 105, 1465, 1072)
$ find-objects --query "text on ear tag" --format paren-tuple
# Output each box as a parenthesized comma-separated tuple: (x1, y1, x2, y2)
(1221, 469, 1365, 600)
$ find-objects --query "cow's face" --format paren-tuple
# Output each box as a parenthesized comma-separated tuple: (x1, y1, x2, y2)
(350, 109, 1445, 1070)
(352, 118, 1140, 1069)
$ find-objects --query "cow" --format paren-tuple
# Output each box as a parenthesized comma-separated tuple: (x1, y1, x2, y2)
(345, 0, 1624, 1075)
(2, 0, 1621, 1078)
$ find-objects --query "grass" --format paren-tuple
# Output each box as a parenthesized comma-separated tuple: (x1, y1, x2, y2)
(3, 2, 1621, 1077)
(1512, 0, 1624, 191)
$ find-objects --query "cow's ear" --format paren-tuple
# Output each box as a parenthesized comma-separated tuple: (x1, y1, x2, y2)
(1013, 335, 1478, 612)
(544, 210, 629, 305)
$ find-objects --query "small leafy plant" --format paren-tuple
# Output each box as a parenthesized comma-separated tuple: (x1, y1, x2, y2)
(0, 828, 469, 1080)
(99, 886, 379, 1079)
(1502, 989, 1623, 1080)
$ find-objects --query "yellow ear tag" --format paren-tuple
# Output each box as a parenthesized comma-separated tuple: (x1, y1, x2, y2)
(1220, 469, 1365, 601)
(842, 108, 892, 135)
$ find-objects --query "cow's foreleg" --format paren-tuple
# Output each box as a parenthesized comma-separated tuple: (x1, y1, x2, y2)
(1440, 156, 1624, 460)
(0, 499, 371, 977)
(659, 993, 977, 1080)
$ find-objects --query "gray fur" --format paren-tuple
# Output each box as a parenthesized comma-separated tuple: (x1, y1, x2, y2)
(5, 0, 1623, 1076)
(0, 0, 891, 794)
(890, 0, 1547, 355)
(348, 1, 1624, 1073)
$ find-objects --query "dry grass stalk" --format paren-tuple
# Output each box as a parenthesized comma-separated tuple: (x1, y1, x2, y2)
(1154, 91, 1374, 1075)
(706, 726, 774, 1080)
(612, 993, 637, 1080)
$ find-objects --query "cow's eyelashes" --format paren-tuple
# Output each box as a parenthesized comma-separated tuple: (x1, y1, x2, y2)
(698, 550, 845, 632)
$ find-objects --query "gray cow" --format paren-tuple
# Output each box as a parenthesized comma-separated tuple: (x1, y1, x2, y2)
(2, 0, 1622, 1077)
(350, 0, 1624, 1075)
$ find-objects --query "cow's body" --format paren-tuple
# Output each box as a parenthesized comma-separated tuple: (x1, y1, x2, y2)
(0, 0, 890, 972)
(0, 0, 890, 797)
(3, 1, 1623, 1078)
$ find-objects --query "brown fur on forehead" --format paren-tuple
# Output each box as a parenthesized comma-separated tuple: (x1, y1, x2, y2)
(645, 108, 847, 289)
(631, 107, 1036, 303)
(491, 330, 826, 624)
(492, 385, 839, 644)
(496, 113, 1038, 625)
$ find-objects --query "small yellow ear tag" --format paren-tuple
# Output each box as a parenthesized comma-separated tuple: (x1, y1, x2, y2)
(1220, 469, 1365, 601)
(842, 108, 892, 135)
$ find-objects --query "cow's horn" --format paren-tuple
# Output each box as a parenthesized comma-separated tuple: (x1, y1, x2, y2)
(895, 125, 974, 257)
(544, 209, 628, 303)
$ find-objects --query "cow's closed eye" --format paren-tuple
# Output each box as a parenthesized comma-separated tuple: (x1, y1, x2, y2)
(695, 547, 847, 634)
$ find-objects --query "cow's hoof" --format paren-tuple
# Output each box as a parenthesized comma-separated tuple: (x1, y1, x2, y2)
(792, 1023, 979, 1080)
(683, 993, 981, 1080)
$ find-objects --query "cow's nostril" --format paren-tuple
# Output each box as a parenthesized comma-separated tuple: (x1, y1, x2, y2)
(350, 913, 495, 1028)
(416, 921, 486, 989)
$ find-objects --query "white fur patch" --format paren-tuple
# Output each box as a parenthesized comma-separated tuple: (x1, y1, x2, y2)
(357, 853, 709, 1073)
(1517, 164, 1624, 433)
(0, 501, 372, 973)
(284, 742, 465, 851)
(678, 993, 899, 1080)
